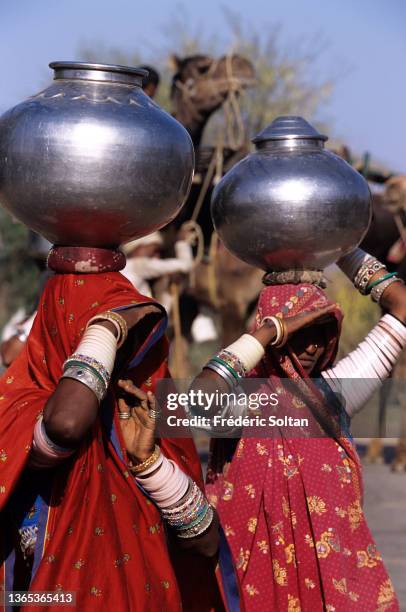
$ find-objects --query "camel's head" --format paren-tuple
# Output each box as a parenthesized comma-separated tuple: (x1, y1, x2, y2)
(170, 53, 255, 117)
(383, 176, 406, 214)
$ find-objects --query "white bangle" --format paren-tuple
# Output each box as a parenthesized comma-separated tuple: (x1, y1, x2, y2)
(323, 314, 406, 417)
(262, 316, 283, 346)
(74, 323, 118, 374)
(225, 333, 265, 372)
(136, 455, 190, 509)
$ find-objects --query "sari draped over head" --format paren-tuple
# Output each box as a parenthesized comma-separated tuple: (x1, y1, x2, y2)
(0, 272, 221, 612)
(207, 283, 398, 612)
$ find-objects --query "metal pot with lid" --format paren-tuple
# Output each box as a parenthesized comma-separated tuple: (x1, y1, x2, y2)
(211, 115, 372, 271)
(0, 62, 194, 247)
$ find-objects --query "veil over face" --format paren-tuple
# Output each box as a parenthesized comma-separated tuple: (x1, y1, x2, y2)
(254, 283, 343, 376)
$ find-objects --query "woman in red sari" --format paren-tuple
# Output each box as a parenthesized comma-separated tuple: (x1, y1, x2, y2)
(0, 247, 220, 612)
(189, 250, 406, 611)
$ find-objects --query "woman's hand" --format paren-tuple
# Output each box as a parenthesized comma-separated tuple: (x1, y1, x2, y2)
(254, 303, 337, 348)
(117, 380, 158, 463)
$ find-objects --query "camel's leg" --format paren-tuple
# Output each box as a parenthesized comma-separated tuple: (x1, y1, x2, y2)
(169, 284, 193, 380)
(391, 387, 406, 472)
(365, 438, 384, 464)
(391, 439, 406, 472)
(391, 351, 406, 472)
(366, 381, 391, 463)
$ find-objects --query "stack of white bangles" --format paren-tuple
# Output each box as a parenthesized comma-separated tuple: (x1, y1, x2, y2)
(133, 447, 213, 538)
(322, 314, 406, 417)
(61, 310, 127, 402)
(328, 247, 406, 417)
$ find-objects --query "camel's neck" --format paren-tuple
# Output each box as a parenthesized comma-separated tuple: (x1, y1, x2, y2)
(171, 94, 209, 148)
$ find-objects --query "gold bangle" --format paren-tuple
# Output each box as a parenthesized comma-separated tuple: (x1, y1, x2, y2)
(263, 316, 283, 346)
(129, 445, 161, 474)
(274, 316, 288, 348)
(87, 310, 128, 348)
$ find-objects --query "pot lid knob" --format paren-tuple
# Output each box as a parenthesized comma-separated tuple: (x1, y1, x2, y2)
(252, 115, 327, 145)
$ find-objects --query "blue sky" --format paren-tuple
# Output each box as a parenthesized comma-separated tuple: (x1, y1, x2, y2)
(1, 0, 405, 170)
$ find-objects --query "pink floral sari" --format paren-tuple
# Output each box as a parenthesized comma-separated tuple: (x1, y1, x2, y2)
(207, 284, 398, 612)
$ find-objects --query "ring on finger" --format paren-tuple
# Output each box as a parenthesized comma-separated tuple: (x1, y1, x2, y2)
(118, 412, 131, 420)
(148, 409, 161, 420)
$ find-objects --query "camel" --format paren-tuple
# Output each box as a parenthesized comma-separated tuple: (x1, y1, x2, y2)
(163, 53, 263, 352)
(168, 53, 256, 243)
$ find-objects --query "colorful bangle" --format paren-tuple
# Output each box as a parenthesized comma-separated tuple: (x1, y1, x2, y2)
(177, 506, 214, 539)
(211, 356, 240, 381)
(367, 271, 398, 291)
(176, 504, 210, 531)
(166, 491, 207, 526)
(129, 445, 161, 474)
(61, 365, 106, 402)
(64, 356, 110, 387)
(371, 276, 403, 303)
(354, 258, 386, 295)
(203, 360, 238, 389)
(217, 349, 247, 377)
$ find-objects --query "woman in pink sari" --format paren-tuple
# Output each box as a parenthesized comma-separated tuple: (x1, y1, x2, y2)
(189, 249, 406, 611)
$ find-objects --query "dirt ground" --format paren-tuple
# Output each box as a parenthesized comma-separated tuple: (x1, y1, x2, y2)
(363, 462, 406, 608)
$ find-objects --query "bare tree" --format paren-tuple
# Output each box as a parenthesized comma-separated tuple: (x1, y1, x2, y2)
(79, 7, 333, 140)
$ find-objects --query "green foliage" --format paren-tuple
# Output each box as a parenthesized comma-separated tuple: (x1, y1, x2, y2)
(214, 8, 332, 138)
(0, 209, 39, 329)
(325, 268, 380, 359)
(78, 7, 333, 142)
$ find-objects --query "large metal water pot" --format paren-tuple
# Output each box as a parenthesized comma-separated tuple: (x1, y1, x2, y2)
(211, 116, 371, 271)
(0, 62, 194, 247)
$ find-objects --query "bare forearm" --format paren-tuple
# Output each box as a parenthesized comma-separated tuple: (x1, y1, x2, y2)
(174, 511, 219, 557)
(43, 379, 99, 447)
(379, 280, 406, 323)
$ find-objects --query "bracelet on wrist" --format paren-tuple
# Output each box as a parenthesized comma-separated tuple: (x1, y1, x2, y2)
(86, 310, 128, 348)
(367, 271, 398, 291)
(129, 444, 161, 474)
(262, 315, 288, 348)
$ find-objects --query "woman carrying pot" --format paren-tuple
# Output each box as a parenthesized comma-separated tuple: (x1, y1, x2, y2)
(186, 249, 405, 612)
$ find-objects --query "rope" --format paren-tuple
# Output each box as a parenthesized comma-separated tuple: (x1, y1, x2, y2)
(223, 54, 246, 151)
(190, 150, 218, 223)
(170, 54, 248, 321)
(394, 213, 406, 247)
(207, 231, 221, 307)
(180, 220, 205, 288)
(169, 282, 185, 379)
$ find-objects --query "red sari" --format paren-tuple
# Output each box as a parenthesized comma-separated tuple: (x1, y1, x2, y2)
(207, 283, 398, 612)
(0, 272, 220, 611)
